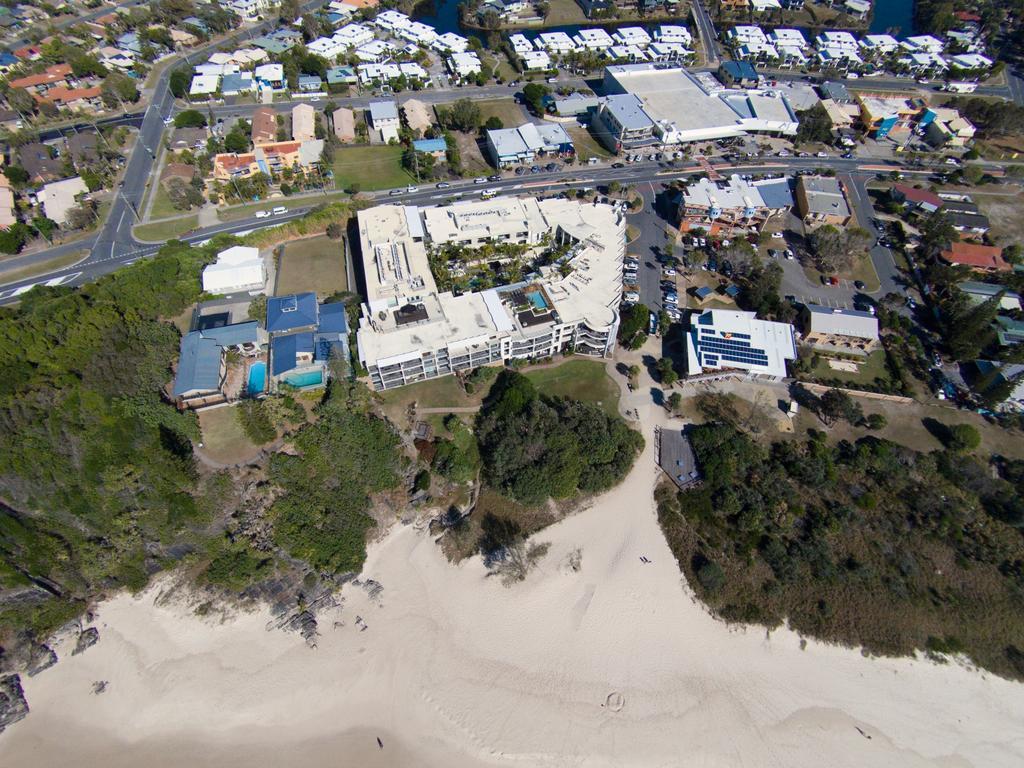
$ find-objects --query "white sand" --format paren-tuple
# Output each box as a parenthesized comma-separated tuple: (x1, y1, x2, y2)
(3, 398, 1024, 768)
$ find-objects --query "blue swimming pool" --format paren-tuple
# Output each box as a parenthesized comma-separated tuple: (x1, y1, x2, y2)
(247, 362, 266, 396)
(284, 368, 324, 388)
(526, 290, 548, 311)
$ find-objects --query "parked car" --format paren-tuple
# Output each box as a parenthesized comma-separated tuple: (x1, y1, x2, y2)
(473, 177, 487, 184)
(611, 162, 625, 168)
(255, 210, 271, 218)
(272, 206, 287, 215)
(623, 291, 640, 303)
(488, 174, 501, 181)
(514, 166, 526, 175)
(436, 182, 451, 189)
(663, 267, 676, 276)
(771, 231, 784, 239)
(545, 162, 558, 172)
(853, 280, 866, 291)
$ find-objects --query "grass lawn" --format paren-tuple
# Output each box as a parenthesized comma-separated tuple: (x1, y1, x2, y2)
(148, 183, 181, 220)
(808, 348, 892, 388)
(543, 0, 589, 24)
(976, 189, 1024, 244)
(475, 98, 528, 128)
(566, 124, 611, 162)
(332, 145, 412, 192)
(524, 358, 620, 416)
(378, 375, 479, 412)
(133, 216, 198, 242)
(275, 235, 347, 297)
(198, 406, 263, 465)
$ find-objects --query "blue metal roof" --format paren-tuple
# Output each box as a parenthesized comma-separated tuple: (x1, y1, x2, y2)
(201, 320, 260, 347)
(755, 179, 795, 209)
(267, 292, 318, 333)
(173, 332, 222, 397)
(413, 138, 447, 153)
(721, 60, 758, 81)
(272, 332, 314, 376)
(317, 302, 349, 334)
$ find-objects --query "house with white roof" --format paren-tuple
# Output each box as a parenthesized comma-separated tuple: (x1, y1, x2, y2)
(860, 34, 899, 57)
(447, 51, 482, 79)
(536, 31, 576, 53)
(355, 40, 393, 63)
(433, 32, 469, 54)
(334, 23, 374, 49)
(375, 10, 412, 32)
(202, 246, 266, 295)
(486, 122, 574, 166)
(606, 45, 648, 63)
(521, 50, 552, 70)
(769, 28, 807, 49)
(655, 25, 692, 46)
(368, 100, 401, 143)
(775, 45, 807, 66)
(816, 30, 859, 53)
(398, 21, 438, 46)
(195, 62, 240, 77)
(509, 34, 533, 54)
(901, 51, 947, 73)
(902, 35, 944, 54)
(647, 42, 694, 63)
(613, 27, 652, 48)
(843, 0, 871, 18)
(950, 53, 993, 71)
(308, 35, 347, 60)
(254, 63, 284, 88)
(189, 73, 220, 97)
(727, 26, 768, 47)
(750, 0, 782, 11)
(573, 27, 614, 51)
(736, 41, 779, 62)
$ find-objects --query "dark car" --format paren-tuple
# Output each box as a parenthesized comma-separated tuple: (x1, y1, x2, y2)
(488, 174, 501, 181)
(530, 165, 541, 173)
(545, 162, 558, 172)
(514, 166, 526, 175)
(435, 182, 450, 189)
(612, 162, 625, 168)
(853, 280, 866, 290)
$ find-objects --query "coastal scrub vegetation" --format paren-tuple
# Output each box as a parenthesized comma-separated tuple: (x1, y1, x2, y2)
(656, 421, 1024, 681)
(475, 370, 643, 505)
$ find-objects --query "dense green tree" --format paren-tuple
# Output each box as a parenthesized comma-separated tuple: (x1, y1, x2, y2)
(169, 69, 191, 99)
(174, 109, 208, 128)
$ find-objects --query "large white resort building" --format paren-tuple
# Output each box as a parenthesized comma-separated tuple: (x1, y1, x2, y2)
(355, 198, 626, 390)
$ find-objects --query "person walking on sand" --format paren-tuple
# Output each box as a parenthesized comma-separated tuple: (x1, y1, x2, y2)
(377, 737, 383, 749)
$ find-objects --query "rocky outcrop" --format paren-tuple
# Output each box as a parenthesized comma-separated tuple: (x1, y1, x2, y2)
(26, 643, 57, 676)
(72, 627, 99, 656)
(0, 674, 29, 734)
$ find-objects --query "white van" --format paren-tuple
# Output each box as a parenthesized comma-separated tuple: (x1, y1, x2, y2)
(481, 188, 498, 199)
(271, 206, 287, 215)
(255, 210, 271, 219)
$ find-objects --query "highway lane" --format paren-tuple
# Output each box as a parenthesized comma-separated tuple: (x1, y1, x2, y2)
(691, 0, 721, 68)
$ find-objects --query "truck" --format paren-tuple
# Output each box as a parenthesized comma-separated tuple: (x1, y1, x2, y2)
(943, 81, 977, 93)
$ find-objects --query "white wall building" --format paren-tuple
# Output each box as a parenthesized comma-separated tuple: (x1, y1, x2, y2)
(447, 51, 482, 79)
(334, 23, 375, 49)
(613, 27, 652, 48)
(201, 246, 267, 294)
(356, 198, 626, 390)
(573, 27, 614, 51)
(536, 32, 577, 53)
(521, 50, 552, 70)
(655, 25, 693, 46)
(686, 309, 796, 380)
(509, 33, 533, 54)
(433, 32, 470, 54)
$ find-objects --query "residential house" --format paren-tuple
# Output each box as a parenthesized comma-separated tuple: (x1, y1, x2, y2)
(292, 103, 317, 142)
(433, 31, 470, 54)
(213, 139, 324, 180)
(332, 107, 355, 143)
(942, 199, 990, 236)
(685, 308, 797, 381)
(17, 142, 64, 184)
(0, 109, 21, 131)
(202, 245, 267, 294)
(857, 94, 925, 139)
(220, 73, 255, 96)
(251, 106, 278, 144)
(995, 317, 1024, 348)
(254, 63, 284, 89)
(447, 51, 482, 80)
(189, 74, 220, 98)
(794, 175, 851, 229)
(923, 107, 976, 148)
(0, 171, 17, 228)
(97, 46, 135, 71)
(65, 132, 99, 167)
(957, 281, 1022, 311)
(412, 138, 447, 159)
(266, 293, 349, 391)
(401, 99, 433, 133)
(890, 184, 944, 213)
(298, 75, 324, 92)
(485, 122, 574, 168)
(8, 63, 71, 95)
(801, 304, 880, 357)
(171, 126, 210, 153)
(172, 321, 265, 409)
(39, 176, 88, 225)
(940, 241, 1011, 273)
(521, 50, 552, 71)
(367, 100, 400, 144)
(326, 65, 358, 88)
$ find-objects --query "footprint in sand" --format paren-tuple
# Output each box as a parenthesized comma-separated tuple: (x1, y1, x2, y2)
(605, 692, 625, 712)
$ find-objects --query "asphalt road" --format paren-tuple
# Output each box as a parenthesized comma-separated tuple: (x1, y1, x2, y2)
(691, 1, 721, 68)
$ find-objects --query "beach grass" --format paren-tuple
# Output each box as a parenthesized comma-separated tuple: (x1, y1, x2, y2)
(198, 406, 262, 465)
(332, 145, 412, 192)
(275, 235, 347, 297)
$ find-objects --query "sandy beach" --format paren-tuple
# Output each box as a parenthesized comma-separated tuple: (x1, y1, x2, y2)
(3, 398, 1024, 768)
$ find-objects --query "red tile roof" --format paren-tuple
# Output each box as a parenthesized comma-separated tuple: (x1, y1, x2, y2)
(9, 63, 71, 89)
(214, 153, 256, 172)
(892, 183, 943, 209)
(36, 85, 102, 105)
(941, 241, 1010, 272)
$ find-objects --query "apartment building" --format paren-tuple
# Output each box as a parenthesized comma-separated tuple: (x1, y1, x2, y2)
(355, 199, 626, 390)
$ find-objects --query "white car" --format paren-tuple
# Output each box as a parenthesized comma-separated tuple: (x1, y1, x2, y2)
(785, 250, 795, 260)
(255, 210, 271, 219)
(272, 206, 287, 215)
(663, 267, 676, 276)
(771, 231, 784, 239)
(473, 177, 487, 184)
(623, 291, 640, 303)
(163, 117, 174, 126)
(406, 185, 418, 193)
(816, 151, 828, 158)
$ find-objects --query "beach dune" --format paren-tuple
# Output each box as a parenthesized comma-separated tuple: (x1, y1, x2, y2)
(2, 405, 1023, 768)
